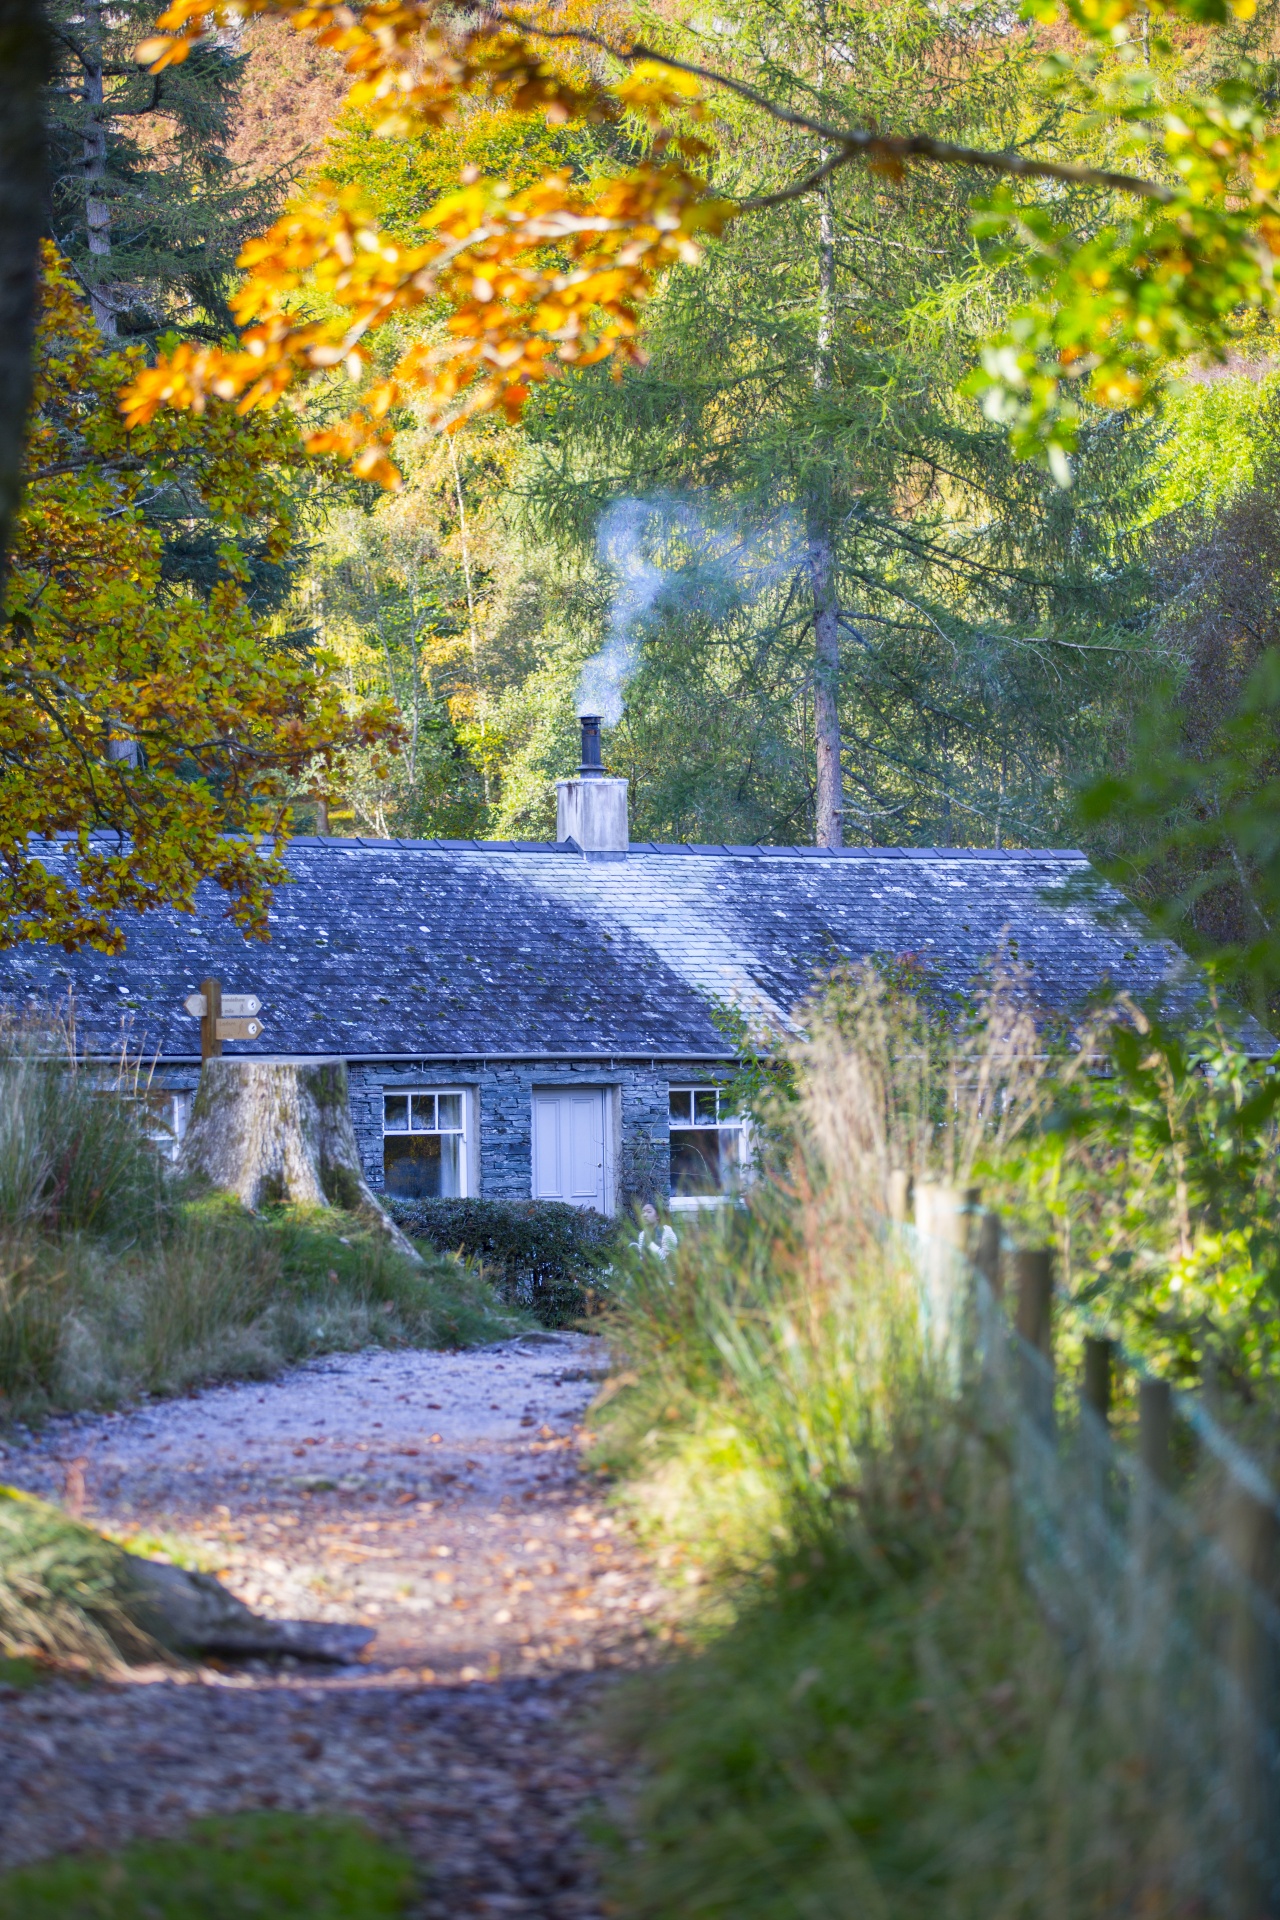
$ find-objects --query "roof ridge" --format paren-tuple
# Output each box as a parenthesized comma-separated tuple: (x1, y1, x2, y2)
(283, 838, 1087, 861)
(40, 830, 1089, 861)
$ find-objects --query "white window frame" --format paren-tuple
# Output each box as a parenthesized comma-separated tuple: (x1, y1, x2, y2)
(667, 1085, 749, 1211)
(142, 1088, 193, 1164)
(382, 1088, 472, 1199)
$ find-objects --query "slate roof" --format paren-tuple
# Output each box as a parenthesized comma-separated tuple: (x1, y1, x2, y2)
(0, 837, 1185, 1062)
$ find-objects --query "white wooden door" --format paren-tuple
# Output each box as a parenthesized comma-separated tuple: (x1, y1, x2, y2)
(532, 1090, 608, 1211)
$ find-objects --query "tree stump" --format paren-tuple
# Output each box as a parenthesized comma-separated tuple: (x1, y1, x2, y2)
(178, 1058, 420, 1262)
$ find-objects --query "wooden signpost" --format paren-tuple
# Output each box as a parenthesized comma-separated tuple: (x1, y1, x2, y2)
(184, 978, 264, 1059)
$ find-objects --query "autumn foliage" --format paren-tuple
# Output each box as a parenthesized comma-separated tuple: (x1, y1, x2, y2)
(121, 2, 725, 483)
(3, 247, 396, 952)
(121, 0, 1280, 479)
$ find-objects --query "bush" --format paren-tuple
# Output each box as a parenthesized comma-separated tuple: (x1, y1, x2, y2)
(386, 1196, 616, 1325)
(0, 1813, 413, 1919)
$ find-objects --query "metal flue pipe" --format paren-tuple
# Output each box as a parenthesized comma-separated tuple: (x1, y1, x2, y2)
(579, 714, 604, 777)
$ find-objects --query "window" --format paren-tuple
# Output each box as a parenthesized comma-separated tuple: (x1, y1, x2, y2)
(668, 1087, 746, 1204)
(142, 1088, 192, 1163)
(383, 1091, 467, 1199)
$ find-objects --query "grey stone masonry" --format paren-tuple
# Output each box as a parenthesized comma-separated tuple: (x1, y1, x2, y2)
(346, 1059, 715, 1210)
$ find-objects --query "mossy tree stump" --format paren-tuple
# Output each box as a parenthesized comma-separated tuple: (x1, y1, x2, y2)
(179, 1058, 420, 1261)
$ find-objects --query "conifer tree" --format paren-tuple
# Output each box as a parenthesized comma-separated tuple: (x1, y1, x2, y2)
(46, 0, 276, 338)
(514, 0, 1156, 850)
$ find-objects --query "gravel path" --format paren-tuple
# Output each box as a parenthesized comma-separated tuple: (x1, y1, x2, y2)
(0, 1332, 666, 1914)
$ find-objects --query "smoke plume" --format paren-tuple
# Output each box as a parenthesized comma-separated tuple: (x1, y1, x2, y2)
(576, 497, 799, 725)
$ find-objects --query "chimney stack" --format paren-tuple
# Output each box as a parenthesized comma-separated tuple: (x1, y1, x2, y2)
(556, 716, 629, 858)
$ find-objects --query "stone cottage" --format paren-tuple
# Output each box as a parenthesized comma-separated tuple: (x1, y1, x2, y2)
(0, 721, 1185, 1215)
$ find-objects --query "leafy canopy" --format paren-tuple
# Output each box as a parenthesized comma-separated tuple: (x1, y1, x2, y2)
(2, 247, 394, 952)
(122, 0, 1280, 480)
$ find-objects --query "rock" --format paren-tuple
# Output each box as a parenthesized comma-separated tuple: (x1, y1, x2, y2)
(125, 1557, 375, 1662)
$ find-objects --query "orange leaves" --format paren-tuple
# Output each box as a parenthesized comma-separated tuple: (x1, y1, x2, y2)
(122, 1, 726, 481)
(121, 160, 730, 480)
(139, 2, 625, 136)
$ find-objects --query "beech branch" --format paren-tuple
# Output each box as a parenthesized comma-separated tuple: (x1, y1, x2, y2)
(491, 7, 1175, 207)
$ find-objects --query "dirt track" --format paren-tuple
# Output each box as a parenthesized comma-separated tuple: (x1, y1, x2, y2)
(0, 1331, 666, 1915)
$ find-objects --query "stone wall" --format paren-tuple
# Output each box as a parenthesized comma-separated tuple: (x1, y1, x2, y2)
(347, 1059, 691, 1212)
(151, 1056, 732, 1214)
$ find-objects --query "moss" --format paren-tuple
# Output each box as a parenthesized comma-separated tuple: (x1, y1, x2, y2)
(0, 1814, 414, 1919)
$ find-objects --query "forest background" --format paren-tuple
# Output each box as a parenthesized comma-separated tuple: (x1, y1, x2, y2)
(20, 0, 1280, 1001)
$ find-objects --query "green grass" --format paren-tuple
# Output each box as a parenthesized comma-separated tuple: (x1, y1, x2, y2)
(0, 1814, 414, 1919)
(599, 1420, 1113, 1920)
(0, 1198, 530, 1423)
(0, 1654, 41, 1687)
(593, 989, 1195, 1920)
(0, 1023, 533, 1423)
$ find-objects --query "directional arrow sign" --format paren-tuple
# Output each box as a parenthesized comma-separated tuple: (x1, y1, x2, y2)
(185, 992, 261, 1018)
(215, 1016, 263, 1040)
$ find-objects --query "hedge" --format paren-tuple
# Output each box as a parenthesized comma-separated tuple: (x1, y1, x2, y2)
(384, 1197, 616, 1325)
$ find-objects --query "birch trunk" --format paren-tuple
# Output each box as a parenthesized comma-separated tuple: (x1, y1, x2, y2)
(179, 1058, 421, 1262)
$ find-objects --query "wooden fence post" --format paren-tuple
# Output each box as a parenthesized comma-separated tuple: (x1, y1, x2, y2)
(1083, 1336, 1114, 1426)
(1015, 1249, 1053, 1358)
(1015, 1248, 1054, 1431)
(1138, 1378, 1173, 1491)
(914, 1183, 975, 1364)
(1223, 1480, 1280, 1919)
(974, 1210, 1003, 1298)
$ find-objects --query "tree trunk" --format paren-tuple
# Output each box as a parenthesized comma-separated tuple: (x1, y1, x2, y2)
(809, 149, 843, 850)
(0, 0, 50, 607)
(83, 1, 115, 336)
(179, 1058, 421, 1262)
(808, 519, 843, 848)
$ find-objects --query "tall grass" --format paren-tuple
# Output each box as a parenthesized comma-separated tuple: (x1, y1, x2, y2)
(0, 1019, 168, 1241)
(0, 1020, 525, 1421)
(597, 966, 1229, 1918)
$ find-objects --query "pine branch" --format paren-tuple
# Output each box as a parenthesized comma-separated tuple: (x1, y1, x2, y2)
(490, 7, 1175, 207)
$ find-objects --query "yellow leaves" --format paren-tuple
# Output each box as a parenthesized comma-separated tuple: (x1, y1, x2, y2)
(121, 156, 720, 479)
(613, 59, 706, 125)
(120, 1, 728, 481)
(1089, 365, 1145, 407)
(9, 245, 399, 950)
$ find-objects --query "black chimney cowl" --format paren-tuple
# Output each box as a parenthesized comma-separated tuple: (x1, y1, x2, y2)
(579, 714, 604, 778)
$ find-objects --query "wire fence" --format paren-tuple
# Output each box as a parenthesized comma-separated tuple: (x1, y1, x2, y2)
(912, 1184, 1280, 1920)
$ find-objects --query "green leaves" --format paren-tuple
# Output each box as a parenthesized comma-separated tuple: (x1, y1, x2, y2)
(1080, 641, 1280, 1007)
(0, 246, 399, 951)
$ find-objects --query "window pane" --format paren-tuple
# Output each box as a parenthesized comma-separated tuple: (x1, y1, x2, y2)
(384, 1133, 442, 1198)
(669, 1090, 692, 1123)
(694, 1089, 718, 1125)
(671, 1127, 722, 1196)
(439, 1133, 462, 1198)
(410, 1092, 436, 1132)
(437, 1092, 462, 1131)
(384, 1094, 409, 1133)
(719, 1128, 745, 1187)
